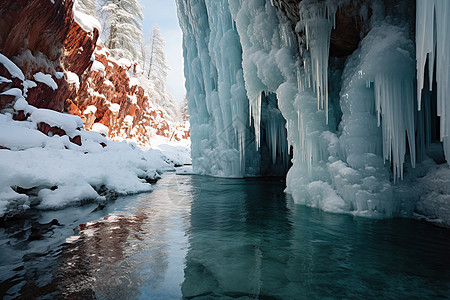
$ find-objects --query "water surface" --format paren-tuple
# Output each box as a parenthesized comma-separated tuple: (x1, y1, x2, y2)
(1, 173, 449, 299)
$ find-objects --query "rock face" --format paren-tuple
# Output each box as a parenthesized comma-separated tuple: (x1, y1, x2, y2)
(0, 0, 188, 146)
(0, 0, 98, 112)
(68, 46, 173, 145)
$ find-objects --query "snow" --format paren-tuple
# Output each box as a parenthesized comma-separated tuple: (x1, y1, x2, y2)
(72, 0, 102, 33)
(129, 94, 138, 104)
(104, 79, 114, 87)
(83, 105, 97, 115)
(54, 71, 64, 79)
(91, 60, 106, 72)
(0, 111, 189, 217)
(33, 72, 58, 90)
(30, 108, 83, 137)
(0, 76, 12, 83)
(109, 103, 120, 113)
(91, 122, 109, 136)
(129, 77, 140, 87)
(153, 143, 191, 166)
(124, 115, 134, 125)
(0, 123, 48, 150)
(0, 53, 25, 81)
(1, 88, 23, 98)
(65, 71, 80, 89)
(22, 80, 37, 97)
(117, 58, 132, 68)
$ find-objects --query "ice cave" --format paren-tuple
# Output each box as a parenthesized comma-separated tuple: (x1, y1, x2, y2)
(176, 0, 450, 221)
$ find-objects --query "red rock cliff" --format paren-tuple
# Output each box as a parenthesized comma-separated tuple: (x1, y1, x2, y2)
(0, 0, 187, 146)
(67, 45, 172, 145)
(0, 0, 98, 112)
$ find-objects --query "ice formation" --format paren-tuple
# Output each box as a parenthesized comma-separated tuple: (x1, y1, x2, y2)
(416, 0, 450, 164)
(177, 0, 450, 220)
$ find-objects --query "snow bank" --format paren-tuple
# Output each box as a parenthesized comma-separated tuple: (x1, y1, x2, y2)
(153, 143, 191, 166)
(0, 123, 48, 150)
(91, 122, 109, 136)
(30, 108, 83, 137)
(0, 111, 178, 216)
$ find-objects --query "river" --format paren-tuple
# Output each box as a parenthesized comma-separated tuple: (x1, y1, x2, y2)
(1, 173, 450, 299)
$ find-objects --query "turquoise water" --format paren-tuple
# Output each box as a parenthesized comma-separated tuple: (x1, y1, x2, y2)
(1, 173, 450, 299)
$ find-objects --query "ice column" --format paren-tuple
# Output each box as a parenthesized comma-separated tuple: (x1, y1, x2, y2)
(176, 0, 259, 177)
(416, 0, 450, 164)
(229, 0, 294, 151)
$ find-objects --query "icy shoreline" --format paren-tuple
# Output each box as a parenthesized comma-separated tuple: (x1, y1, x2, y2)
(0, 111, 191, 219)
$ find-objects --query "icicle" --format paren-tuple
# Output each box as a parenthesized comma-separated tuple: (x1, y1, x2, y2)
(372, 73, 416, 182)
(416, 0, 450, 164)
(299, 0, 336, 124)
(251, 92, 263, 149)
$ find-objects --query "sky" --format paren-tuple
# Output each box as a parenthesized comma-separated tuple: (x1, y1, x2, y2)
(141, 0, 186, 103)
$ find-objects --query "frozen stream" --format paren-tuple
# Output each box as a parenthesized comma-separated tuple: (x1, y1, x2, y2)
(1, 172, 450, 299)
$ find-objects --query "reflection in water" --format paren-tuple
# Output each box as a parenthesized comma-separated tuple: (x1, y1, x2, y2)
(182, 177, 294, 299)
(58, 214, 149, 299)
(1, 173, 450, 299)
(1, 174, 194, 299)
(182, 176, 450, 299)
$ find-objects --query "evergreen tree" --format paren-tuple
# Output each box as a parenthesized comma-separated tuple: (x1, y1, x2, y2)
(75, 0, 97, 16)
(100, 0, 144, 62)
(147, 26, 168, 80)
(147, 26, 178, 121)
(180, 96, 189, 122)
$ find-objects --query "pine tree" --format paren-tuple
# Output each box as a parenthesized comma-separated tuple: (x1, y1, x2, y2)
(100, 0, 144, 62)
(180, 96, 189, 122)
(75, 0, 97, 16)
(147, 26, 168, 80)
(147, 26, 178, 121)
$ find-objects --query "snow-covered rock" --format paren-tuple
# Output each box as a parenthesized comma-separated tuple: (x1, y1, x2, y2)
(0, 111, 186, 217)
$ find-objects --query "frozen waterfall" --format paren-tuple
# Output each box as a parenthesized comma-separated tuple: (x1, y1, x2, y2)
(176, 0, 450, 221)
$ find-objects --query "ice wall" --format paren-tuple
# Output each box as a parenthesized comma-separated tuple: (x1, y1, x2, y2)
(177, 0, 450, 219)
(176, 0, 258, 177)
(176, 0, 291, 177)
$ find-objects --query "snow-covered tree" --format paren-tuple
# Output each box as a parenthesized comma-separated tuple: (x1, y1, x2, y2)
(146, 26, 178, 121)
(139, 38, 148, 74)
(180, 96, 189, 122)
(147, 26, 168, 80)
(75, 0, 97, 16)
(100, 0, 144, 62)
